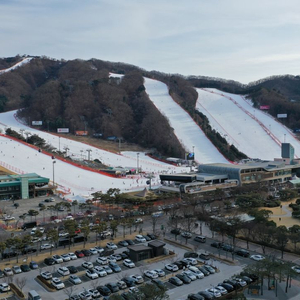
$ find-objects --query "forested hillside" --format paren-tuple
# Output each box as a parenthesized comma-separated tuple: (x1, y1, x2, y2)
(0, 55, 299, 159)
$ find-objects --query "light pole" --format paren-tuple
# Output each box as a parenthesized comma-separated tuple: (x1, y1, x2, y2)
(58, 136, 61, 152)
(137, 153, 140, 174)
(52, 161, 56, 191)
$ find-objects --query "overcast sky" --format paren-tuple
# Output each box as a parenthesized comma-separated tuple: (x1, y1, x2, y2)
(1, 0, 300, 83)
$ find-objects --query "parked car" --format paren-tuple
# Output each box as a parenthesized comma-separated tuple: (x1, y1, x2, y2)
(29, 261, 39, 269)
(151, 278, 165, 289)
(222, 244, 234, 252)
(169, 276, 183, 286)
(40, 243, 54, 250)
(61, 254, 71, 262)
(82, 249, 91, 256)
(188, 293, 205, 300)
(235, 249, 250, 257)
(210, 242, 222, 248)
(109, 262, 121, 272)
(250, 254, 265, 261)
(103, 265, 113, 274)
(188, 266, 204, 279)
(125, 239, 135, 245)
(12, 265, 22, 274)
(198, 291, 214, 300)
(123, 259, 135, 268)
(176, 273, 192, 284)
(183, 257, 197, 266)
(205, 288, 221, 298)
(214, 285, 228, 295)
(41, 271, 52, 280)
(203, 265, 215, 274)
(135, 235, 146, 243)
(106, 282, 120, 293)
(144, 270, 159, 279)
(0, 283, 11, 292)
(106, 242, 118, 250)
(118, 240, 129, 247)
(97, 285, 111, 296)
(94, 266, 107, 277)
(67, 266, 78, 274)
(57, 267, 70, 276)
(153, 269, 165, 277)
(88, 289, 100, 298)
(86, 269, 99, 279)
(122, 276, 136, 287)
(165, 264, 179, 272)
(184, 251, 198, 258)
(181, 232, 192, 239)
(82, 261, 94, 270)
(171, 228, 181, 235)
(198, 266, 210, 276)
(69, 275, 82, 285)
(96, 256, 108, 265)
(68, 252, 78, 260)
(79, 290, 92, 300)
(130, 274, 144, 284)
(52, 254, 63, 264)
(194, 236, 206, 243)
(218, 283, 235, 293)
(75, 250, 85, 258)
(182, 270, 197, 281)
(20, 264, 31, 272)
(117, 280, 127, 290)
(51, 277, 65, 290)
(3, 268, 13, 276)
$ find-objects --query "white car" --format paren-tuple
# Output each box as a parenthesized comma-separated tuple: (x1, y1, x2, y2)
(117, 280, 127, 290)
(59, 232, 68, 237)
(69, 275, 82, 285)
(82, 261, 94, 269)
(188, 266, 204, 279)
(51, 277, 65, 290)
(52, 255, 63, 264)
(215, 286, 228, 295)
(103, 265, 113, 274)
(130, 274, 144, 284)
(41, 243, 54, 250)
(96, 256, 108, 265)
(86, 269, 99, 279)
(165, 264, 179, 272)
(135, 235, 146, 243)
(250, 254, 265, 261)
(93, 266, 107, 277)
(57, 267, 70, 276)
(110, 254, 122, 261)
(94, 246, 105, 254)
(88, 289, 101, 298)
(12, 265, 22, 274)
(64, 215, 74, 221)
(79, 290, 92, 300)
(89, 248, 98, 255)
(183, 257, 197, 265)
(0, 283, 10, 292)
(68, 252, 78, 260)
(292, 265, 300, 273)
(144, 270, 158, 279)
(153, 269, 165, 277)
(3, 268, 13, 276)
(41, 271, 52, 280)
(233, 277, 247, 287)
(61, 254, 71, 262)
(4, 216, 15, 221)
(206, 288, 222, 298)
(106, 242, 118, 250)
(123, 259, 135, 268)
(182, 270, 197, 281)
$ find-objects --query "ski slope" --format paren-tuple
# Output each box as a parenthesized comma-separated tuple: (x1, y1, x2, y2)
(196, 88, 300, 160)
(0, 57, 33, 74)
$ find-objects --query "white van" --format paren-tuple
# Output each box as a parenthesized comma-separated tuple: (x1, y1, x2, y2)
(28, 290, 41, 300)
(194, 235, 206, 243)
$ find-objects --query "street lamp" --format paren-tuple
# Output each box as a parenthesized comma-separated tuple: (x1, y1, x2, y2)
(52, 160, 56, 191)
(137, 153, 140, 174)
(58, 136, 61, 152)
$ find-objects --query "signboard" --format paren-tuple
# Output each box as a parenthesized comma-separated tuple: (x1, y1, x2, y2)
(186, 152, 195, 160)
(277, 114, 287, 118)
(75, 131, 88, 136)
(32, 121, 42, 125)
(260, 105, 270, 110)
(57, 128, 69, 133)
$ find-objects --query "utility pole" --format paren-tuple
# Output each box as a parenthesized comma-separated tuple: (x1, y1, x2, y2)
(137, 153, 140, 174)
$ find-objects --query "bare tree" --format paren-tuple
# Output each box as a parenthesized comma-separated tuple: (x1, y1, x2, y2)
(63, 286, 77, 299)
(90, 278, 100, 290)
(15, 277, 27, 291)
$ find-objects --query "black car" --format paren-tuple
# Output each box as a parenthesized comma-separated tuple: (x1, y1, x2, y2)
(240, 276, 252, 284)
(198, 291, 214, 300)
(125, 239, 135, 245)
(120, 252, 129, 259)
(22, 247, 37, 255)
(81, 249, 91, 256)
(151, 279, 165, 290)
(97, 285, 111, 296)
(223, 279, 239, 289)
(20, 264, 31, 272)
(171, 228, 181, 235)
(198, 266, 210, 276)
(218, 283, 234, 292)
(106, 282, 119, 293)
(147, 233, 156, 240)
(142, 235, 151, 241)
(210, 242, 222, 248)
(44, 257, 55, 265)
(184, 252, 198, 258)
(222, 244, 234, 252)
(67, 266, 78, 274)
(118, 240, 129, 247)
(188, 294, 205, 300)
(174, 261, 184, 270)
(176, 273, 191, 284)
(235, 249, 250, 257)
(168, 276, 183, 286)
(0, 270, 4, 278)
(122, 277, 136, 287)
(240, 272, 258, 281)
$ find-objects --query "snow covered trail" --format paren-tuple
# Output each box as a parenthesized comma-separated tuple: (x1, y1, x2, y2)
(0, 57, 33, 75)
(143, 78, 229, 164)
(196, 88, 300, 160)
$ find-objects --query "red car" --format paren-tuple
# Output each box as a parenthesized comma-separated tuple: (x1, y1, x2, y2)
(75, 250, 84, 258)
(50, 216, 58, 221)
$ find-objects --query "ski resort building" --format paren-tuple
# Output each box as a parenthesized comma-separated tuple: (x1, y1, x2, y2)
(0, 173, 51, 200)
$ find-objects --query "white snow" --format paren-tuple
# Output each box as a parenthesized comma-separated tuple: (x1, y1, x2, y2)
(196, 88, 300, 160)
(0, 57, 33, 74)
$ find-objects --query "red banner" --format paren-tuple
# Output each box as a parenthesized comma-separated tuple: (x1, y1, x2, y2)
(75, 131, 88, 136)
(260, 105, 270, 110)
